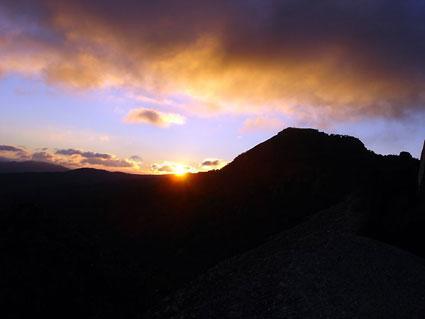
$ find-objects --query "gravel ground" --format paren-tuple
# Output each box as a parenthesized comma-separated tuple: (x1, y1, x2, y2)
(145, 202, 425, 319)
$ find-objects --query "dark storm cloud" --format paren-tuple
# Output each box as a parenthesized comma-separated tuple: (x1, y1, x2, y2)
(2, 0, 425, 120)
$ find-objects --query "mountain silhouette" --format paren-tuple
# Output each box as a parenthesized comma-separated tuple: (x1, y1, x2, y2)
(0, 128, 424, 318)
(0, 160, 69, 173)
(419, 140, 425, 189)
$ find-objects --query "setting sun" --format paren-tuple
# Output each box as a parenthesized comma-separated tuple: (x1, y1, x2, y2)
(174, 164, 188, 176)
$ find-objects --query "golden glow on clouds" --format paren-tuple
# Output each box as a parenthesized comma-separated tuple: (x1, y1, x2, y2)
(1, 0, 425, 123)
(151, 159, 227, 175)
(6, 36, 418, 121)
(151, 161, 198, 175)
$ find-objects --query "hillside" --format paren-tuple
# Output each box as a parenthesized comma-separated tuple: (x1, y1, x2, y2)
(147, 201, 425, 318)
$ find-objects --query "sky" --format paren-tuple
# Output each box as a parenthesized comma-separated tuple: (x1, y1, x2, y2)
(1, 0, 425, 174)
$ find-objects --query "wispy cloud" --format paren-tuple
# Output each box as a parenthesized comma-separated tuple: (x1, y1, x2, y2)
(124, 107, 186, 127)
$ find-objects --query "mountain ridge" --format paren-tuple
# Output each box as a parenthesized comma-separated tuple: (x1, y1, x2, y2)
(0, 160, 69, 173)
(0, 127, 424, 318)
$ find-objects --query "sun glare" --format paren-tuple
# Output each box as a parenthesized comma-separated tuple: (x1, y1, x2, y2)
(174, 164, 188, 177)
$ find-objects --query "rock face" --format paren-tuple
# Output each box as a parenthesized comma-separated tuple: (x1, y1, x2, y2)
(419, 140, 425, 190)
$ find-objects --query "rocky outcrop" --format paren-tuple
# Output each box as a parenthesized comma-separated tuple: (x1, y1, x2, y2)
(146, 203, 425, 319)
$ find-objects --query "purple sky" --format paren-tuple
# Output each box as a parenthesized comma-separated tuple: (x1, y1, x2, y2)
(1, 1, 424, 174)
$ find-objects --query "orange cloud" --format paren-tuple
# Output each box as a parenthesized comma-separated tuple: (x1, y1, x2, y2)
(1, 1, 425, 123)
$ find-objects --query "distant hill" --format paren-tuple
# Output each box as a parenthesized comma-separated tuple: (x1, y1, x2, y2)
(0, 160, 69, 173)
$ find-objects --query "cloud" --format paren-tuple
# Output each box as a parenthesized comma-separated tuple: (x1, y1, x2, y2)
(0, 145, 23, 152)
(152, 163, 174, 173)
(55, 148, 112, 159)
(200, 158, 227, 170)
(80, 157, 132, 168)
(0, 144, 140, 170)
(151, 161, 197, 174)
(201, 159, 220, 167)
(1, 1, 425, 123)
(124, 107, 186, 127)
(0, 144, 30, 160)
(55, 148, 133, 168)
(241, 116, 284, 133)
(129, 155, 143, 163)
(31, 151, 54, 162)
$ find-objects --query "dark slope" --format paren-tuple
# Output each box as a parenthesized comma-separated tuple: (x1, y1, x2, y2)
(0, 128, 423, 318)
(147, 202, 425, 319)
(0, 160, 69, 173)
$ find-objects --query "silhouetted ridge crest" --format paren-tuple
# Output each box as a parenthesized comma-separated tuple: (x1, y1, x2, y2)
(0, 160, 68, 173)
(222, 127, 372, 185)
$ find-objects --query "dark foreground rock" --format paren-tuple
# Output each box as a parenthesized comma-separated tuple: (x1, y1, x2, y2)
(146, 202, 425, 319)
